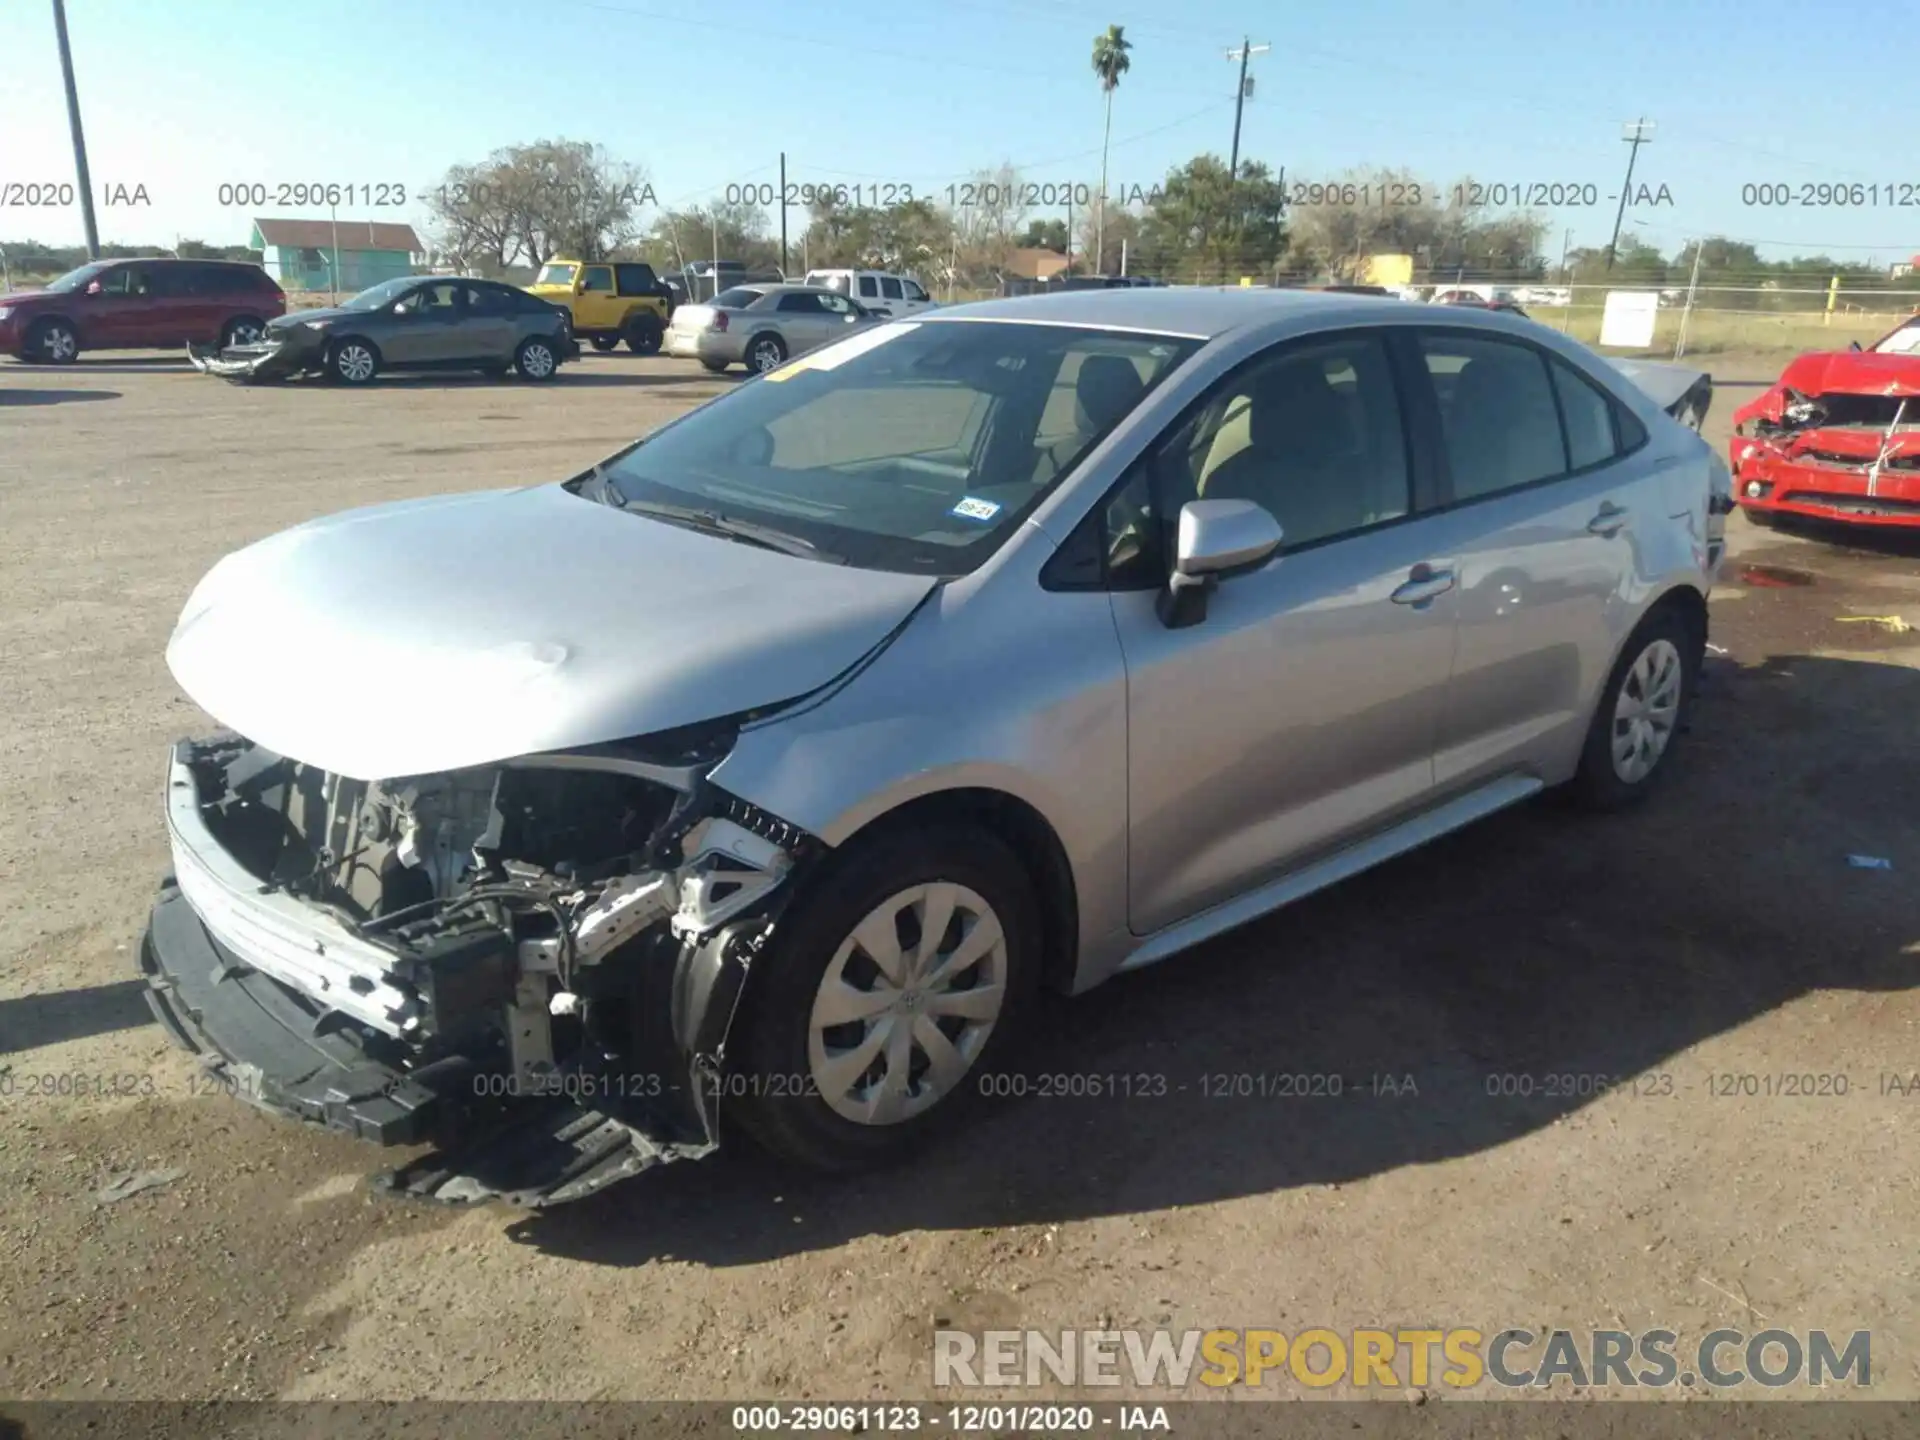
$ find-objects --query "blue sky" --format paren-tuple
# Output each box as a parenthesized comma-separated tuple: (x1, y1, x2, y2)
(2, 0, 1914, 265)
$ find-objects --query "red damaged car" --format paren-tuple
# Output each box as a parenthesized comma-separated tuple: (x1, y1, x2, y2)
(1729, 313, 1920, 529)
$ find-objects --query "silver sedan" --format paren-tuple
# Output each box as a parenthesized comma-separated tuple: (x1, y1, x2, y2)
(663, 282, 878, 374)
(145, 288, 1728, 1205)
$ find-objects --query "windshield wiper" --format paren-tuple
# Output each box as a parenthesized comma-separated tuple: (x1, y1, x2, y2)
(616, 498, 842, 563)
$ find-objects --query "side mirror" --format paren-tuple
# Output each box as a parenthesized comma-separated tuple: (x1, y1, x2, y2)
(1156, 499, 1283, 629)
(1849, 340, 1863, 352)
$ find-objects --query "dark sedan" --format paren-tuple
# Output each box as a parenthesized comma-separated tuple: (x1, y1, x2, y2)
(188, 276, 578, 384)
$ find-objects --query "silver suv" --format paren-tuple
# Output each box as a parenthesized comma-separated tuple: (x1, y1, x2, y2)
(145, 290, 1728, 1205)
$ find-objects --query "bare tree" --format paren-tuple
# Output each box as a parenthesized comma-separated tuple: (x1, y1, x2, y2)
(426, 140, 652, 274)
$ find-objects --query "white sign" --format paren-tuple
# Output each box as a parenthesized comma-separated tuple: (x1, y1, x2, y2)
(1599, 290, 1659, 348)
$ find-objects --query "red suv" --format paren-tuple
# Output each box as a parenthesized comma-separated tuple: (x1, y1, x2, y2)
(1, 258, 286, 364)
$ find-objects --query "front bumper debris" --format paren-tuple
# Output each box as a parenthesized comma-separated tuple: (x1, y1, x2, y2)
(187, 338, 312, 383)
(146, 732, 809, 1206)
(141, 882, 762, 1205)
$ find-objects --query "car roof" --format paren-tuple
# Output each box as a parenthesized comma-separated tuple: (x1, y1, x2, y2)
(920, 286, 1426, 340)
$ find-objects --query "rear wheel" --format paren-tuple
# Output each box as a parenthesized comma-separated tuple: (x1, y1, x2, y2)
(746, 332, 787, 374)
(220, 315, 267, 349)
(26, 318, 79, 364)
(624, 314, 663, 355)
(327, 338, 380, 384)
(1568, 605, 1697, 810)
(515, 337, 560, 381)
(730, 825, 1039, 1171)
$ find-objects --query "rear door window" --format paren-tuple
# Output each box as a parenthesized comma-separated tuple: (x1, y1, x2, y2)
(1418, 332, 1569, 502)
(1549, 357, 1621, 472)
(615, 263, 658, 294)
(880, 276, 904, 300)
(464, 283, 518, 316)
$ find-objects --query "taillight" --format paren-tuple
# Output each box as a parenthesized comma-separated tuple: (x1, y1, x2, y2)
(711, 311, 728, 332)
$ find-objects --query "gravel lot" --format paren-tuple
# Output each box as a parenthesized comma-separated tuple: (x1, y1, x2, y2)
(0, 347, 1915, 1405)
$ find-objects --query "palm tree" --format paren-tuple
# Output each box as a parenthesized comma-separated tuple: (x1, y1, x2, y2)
(1091, 24, 1132, 275)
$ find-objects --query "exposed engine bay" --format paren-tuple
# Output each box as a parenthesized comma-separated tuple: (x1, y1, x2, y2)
(1728, 343, 1920, 524)
(144, 730, 817, 1206)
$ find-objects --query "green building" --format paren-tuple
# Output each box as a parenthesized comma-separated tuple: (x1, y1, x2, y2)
(249, 218, 424, 293)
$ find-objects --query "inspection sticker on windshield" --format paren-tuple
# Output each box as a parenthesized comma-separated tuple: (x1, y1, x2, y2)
(950, 496, 1002, 522)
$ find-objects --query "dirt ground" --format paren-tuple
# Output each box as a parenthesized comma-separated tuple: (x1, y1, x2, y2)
(0, 344, 1915, 1407)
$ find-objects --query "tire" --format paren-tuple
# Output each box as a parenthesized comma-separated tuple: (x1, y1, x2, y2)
(220, 315, 267, 349)
(745, 332, 787, 374)
(700, 359, 729, 374)
(514, 336, 560, 381)
(1567, 604, 1698, 811)
(624, 314, 663, 355)
(589, 335, 620, 353)
(26, 317, 80, 365)
(730, 824, 1040, 1172)
(327, 337, 380, 385)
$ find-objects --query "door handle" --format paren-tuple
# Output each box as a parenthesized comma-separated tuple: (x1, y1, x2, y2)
(1390, 565, 1456, 606)
(1587, 501, 1629, 537)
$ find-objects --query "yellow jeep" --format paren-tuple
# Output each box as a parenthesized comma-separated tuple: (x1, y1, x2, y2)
(525, 259, 674, 355)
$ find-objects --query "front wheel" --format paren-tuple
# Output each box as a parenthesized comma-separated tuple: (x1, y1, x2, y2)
(746, 333, 787, 374)
(328, 338, 380, 385)
(589, 335, 619, 352)
(730, 825, 1039, 1171)
(700, 359, 729, 374)
(514, 336, 560, 381)
(27, 318, 80, 364)
(1568, 606, 1698, 810)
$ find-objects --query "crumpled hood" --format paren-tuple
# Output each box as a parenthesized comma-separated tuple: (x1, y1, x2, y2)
(166, 485, 937, 780)
(1732, 350, 1920, 429)
(266, 306, 355, 332)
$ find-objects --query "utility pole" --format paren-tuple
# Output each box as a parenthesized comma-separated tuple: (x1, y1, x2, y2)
(51, 0, 100, 259)
(1224, 38, 1269, 191)
(1605, 118, 1654, 270)
(778, 151, 789, 276)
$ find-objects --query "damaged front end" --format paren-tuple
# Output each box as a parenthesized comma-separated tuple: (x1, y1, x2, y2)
(1730, 353, 1920, 527)
(140, 725, 816, 1206)
(186, 332, 321, 383)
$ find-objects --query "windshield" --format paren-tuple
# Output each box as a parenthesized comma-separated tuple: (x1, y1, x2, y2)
(712, 286, 765, 309)
(340, 277, 421, 311)
(535, 263, 578, 287)
(1871, 318, 1920, 355)
(42, 262, 111, 293)
(597, 320, 1199, 574)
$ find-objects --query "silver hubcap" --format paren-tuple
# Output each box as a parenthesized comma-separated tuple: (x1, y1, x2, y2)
(753, 342, 782, 372)
(1611, 638, 1682, 784)
(337, 345, 374, 381)
(808, 881, 1008, 1126)
(46, 326, 76, 361)
(522, 344, 553, 377)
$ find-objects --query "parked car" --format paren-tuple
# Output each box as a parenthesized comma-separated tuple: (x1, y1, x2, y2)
(1, 258, 284, 363)
(1432, 288, 1529, 317)
(664, 282, 877, 373)
(186, 276, 577, 384)
(525, 258, 674, 354)
(803, 268, 938, 318)
(143, 288, 1727, 1206)
(1727, 312, 1920, 529)
(669, 261, 786, 305)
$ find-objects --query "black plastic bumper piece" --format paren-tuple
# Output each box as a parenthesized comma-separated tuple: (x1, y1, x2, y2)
(140, 887, 456, 1143)
(139, 886, 730, 1206)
